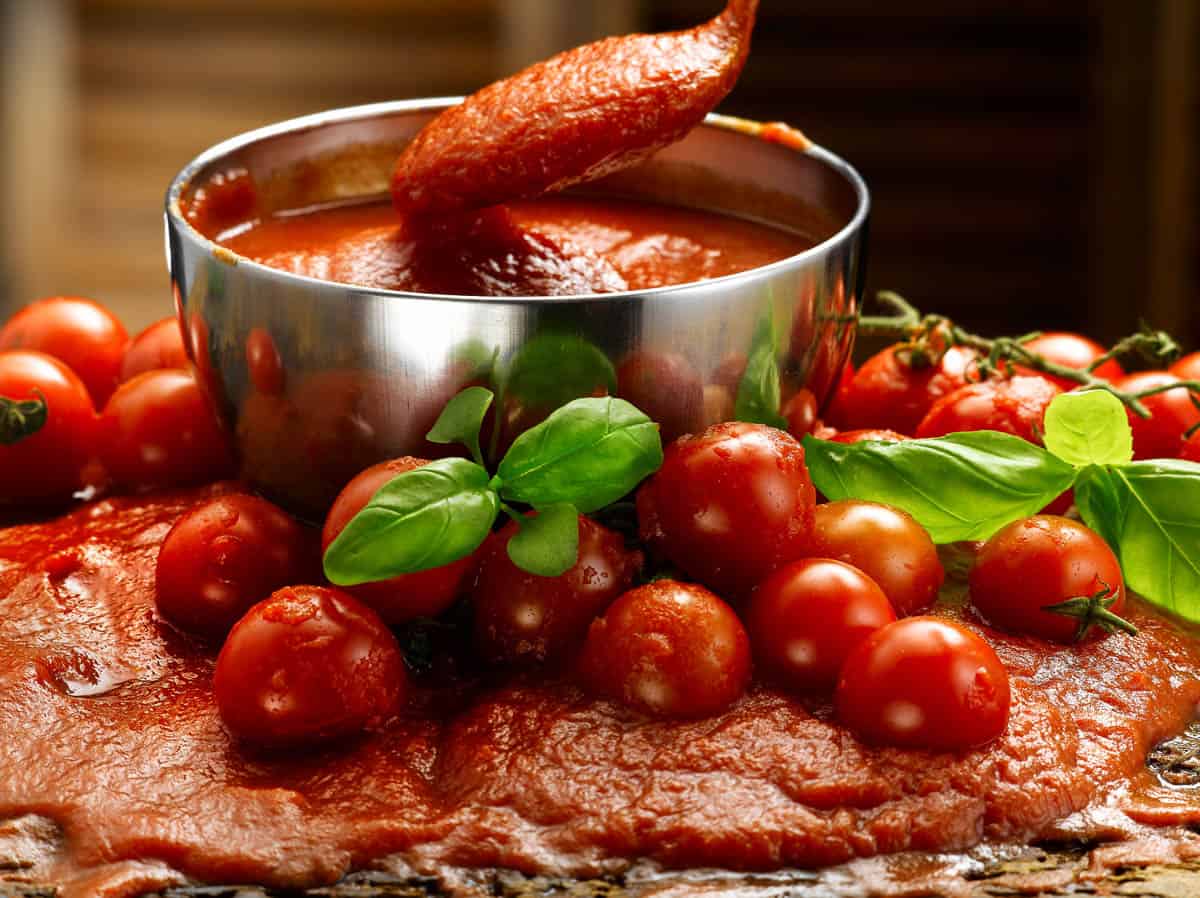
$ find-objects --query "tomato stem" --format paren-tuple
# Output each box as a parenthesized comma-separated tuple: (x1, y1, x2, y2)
(1043, 583, 1138, 641)
(0, 390, 48, 445)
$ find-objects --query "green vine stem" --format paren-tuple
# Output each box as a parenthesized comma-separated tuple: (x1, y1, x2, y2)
(857, 291, 1200, 421)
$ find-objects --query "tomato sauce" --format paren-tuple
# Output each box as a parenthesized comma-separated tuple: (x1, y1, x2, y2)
(2, 488, 1200, 895)
(199, 196, 812, 297)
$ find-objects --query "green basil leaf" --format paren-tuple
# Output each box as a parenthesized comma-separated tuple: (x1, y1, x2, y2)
(503, 333, 617, 411)
(425, 386, 494, 465)
(1076, 459, 1200, 622)
(506, 503, 580, 577)
(496, 396, 663, 513)
(802, 432, 1078, 543)
(1043, 390, 1133, 467)
(323, 457, 499, 586)
(734, 312, 788, 429)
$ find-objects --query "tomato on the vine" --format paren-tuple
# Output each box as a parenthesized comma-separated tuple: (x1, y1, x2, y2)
(156, 493, 317, 641)
(1015, 332, 1123, 389)
(579, 580, 751, 718)
(98, 370, 235, 490)
(811, 500, 944, 616)
(1182, 431, 1200, 463)
(637, 422, 816, 597)
(472, 514, 641, 667)
(0, 297, 128, 407)
(835, 617, 1010, 751)
(1113, 371, 1200, 460)
(215, 585, 405, 747)
(322, 457, 478, 625)
(120, 317, 190, 382)
(915, 375, 1061, 442)
(968, 515, 1131, 644)
(829, 428, 906, 445)
(1169, 351, 1200, 382)
(745, 558, 895, 691)
(0, 351, 96, 504)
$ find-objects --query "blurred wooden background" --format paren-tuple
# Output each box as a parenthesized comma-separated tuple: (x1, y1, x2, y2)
(0, 0, 1196, 344)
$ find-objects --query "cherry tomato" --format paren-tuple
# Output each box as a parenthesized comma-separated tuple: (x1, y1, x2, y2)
(1170, 351, 1200, 382)
(915, 375, 1061, 442)
(472, 514, 642, 667)
(968, 515, 1129, 643)
(745, 558, 895, 691)
(214, 585, 405, 747)
(1113, 371, 1200, 460)
(120, 317, 189, 382)
(98, 369, 235, 490)
(829, 428, 906, 445)
(812, 500, 944, 615)
(1182, 431, 1200, 463)
(1015, 332, 1123, 389)
(782, 388, 818, 440)
(0, 351, 96, 504)
(835, 617, 1010, 751)
(0, 296, 128, 406)
(637, 422, 817, 598)
(817, 360, 856, 427)
(833, 342, 978, 435)
(155, 493, 317, 641)
(322, 457, 478, 624)
(245, 327, 285, 396)
(579, 580, 751, 718)
(617, 349, 704, 444)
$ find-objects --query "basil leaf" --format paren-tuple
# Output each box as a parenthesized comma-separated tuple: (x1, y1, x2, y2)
(1043, 390, 1133, 467)
(506, 504, 580, 577)
(425, 386, 494, 465)
(735, 313, 788, 429)
(504, 333, 617, 411)
(802, 432, 1078, 543)
(497, 396, 663, 513)
(323, 458, 499, 586)
(1076, 459, 1200, 622)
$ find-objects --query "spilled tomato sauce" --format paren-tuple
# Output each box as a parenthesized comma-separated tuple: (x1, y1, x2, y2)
(2, 488, 1200, 895)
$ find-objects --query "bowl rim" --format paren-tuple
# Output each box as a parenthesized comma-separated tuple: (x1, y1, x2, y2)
(165, 98, 871, 306)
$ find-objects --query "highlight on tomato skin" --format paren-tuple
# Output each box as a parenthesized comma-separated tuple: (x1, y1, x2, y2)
(155, 493, 318, 641)
(214, 585, 406, 748)
(834, 617, 1011, 752)
(579, 579, 751, 719)
(471, 514, 642, 668)
(828, 428, 906, 445)
(745, 558, 895, 692)
(968, 515, 1130, 645)
(914, 375, 1061, 443)
(1015, 332, 1124, 390)
(321, 457, 479, 625)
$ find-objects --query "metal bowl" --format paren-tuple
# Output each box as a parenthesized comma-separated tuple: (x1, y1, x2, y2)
(165, 99, 869, 519)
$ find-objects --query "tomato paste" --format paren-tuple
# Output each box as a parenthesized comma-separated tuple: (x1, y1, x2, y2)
(2, 488, 1199, 895)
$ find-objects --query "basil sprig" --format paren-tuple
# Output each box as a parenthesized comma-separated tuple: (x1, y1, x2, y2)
(324, 390, 662, 584)
(804, 389, 1200, 623)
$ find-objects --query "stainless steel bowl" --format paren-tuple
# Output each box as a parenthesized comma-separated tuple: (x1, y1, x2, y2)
(165, 99, 869, 518)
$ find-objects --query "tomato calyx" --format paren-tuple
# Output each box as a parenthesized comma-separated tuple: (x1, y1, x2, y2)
(0, 390, 48, 445)
(1043, 582, 1139, 641)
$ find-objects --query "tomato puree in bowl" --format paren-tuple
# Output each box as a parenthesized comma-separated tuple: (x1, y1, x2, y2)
(3, 487, 1200, 894)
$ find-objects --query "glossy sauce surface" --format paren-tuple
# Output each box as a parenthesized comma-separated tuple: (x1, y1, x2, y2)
(2, 489, 1200, 895)
(209, 197, 812, 296)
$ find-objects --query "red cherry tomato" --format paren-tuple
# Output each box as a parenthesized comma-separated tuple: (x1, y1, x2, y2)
(1015, 332, 1124, 389)
(98, 369, 235, 490)
(472, 514, 641, 667)
(155, 493, 317, 641)
(745, 558, 895, 691)
(1170, 351, 1200, 382)
(968, 515, 1129, 644)
(246, 327, 285, 396)
(1182, 431, 1200, 463)
(120, 317, 189, 382)
(0, 351, 96, 504)
(835, 617, 1011, 751)
(818, 361, 856, 428)
(0, 296, 128, 407)
(834, 342, 978, 435)
(214, 585, 405, 747)
(322, 457, 477, 624)
(829, 428, 907, 445)
(782, 388, 818, 440)
(812, 500, 944, 616)
(617, 349, 704, 444)
(1114, 371, 1200, 460)
(637, 422, 817, 598)
(579, 580, 751, 718)
(915, 375, 1061, 442)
